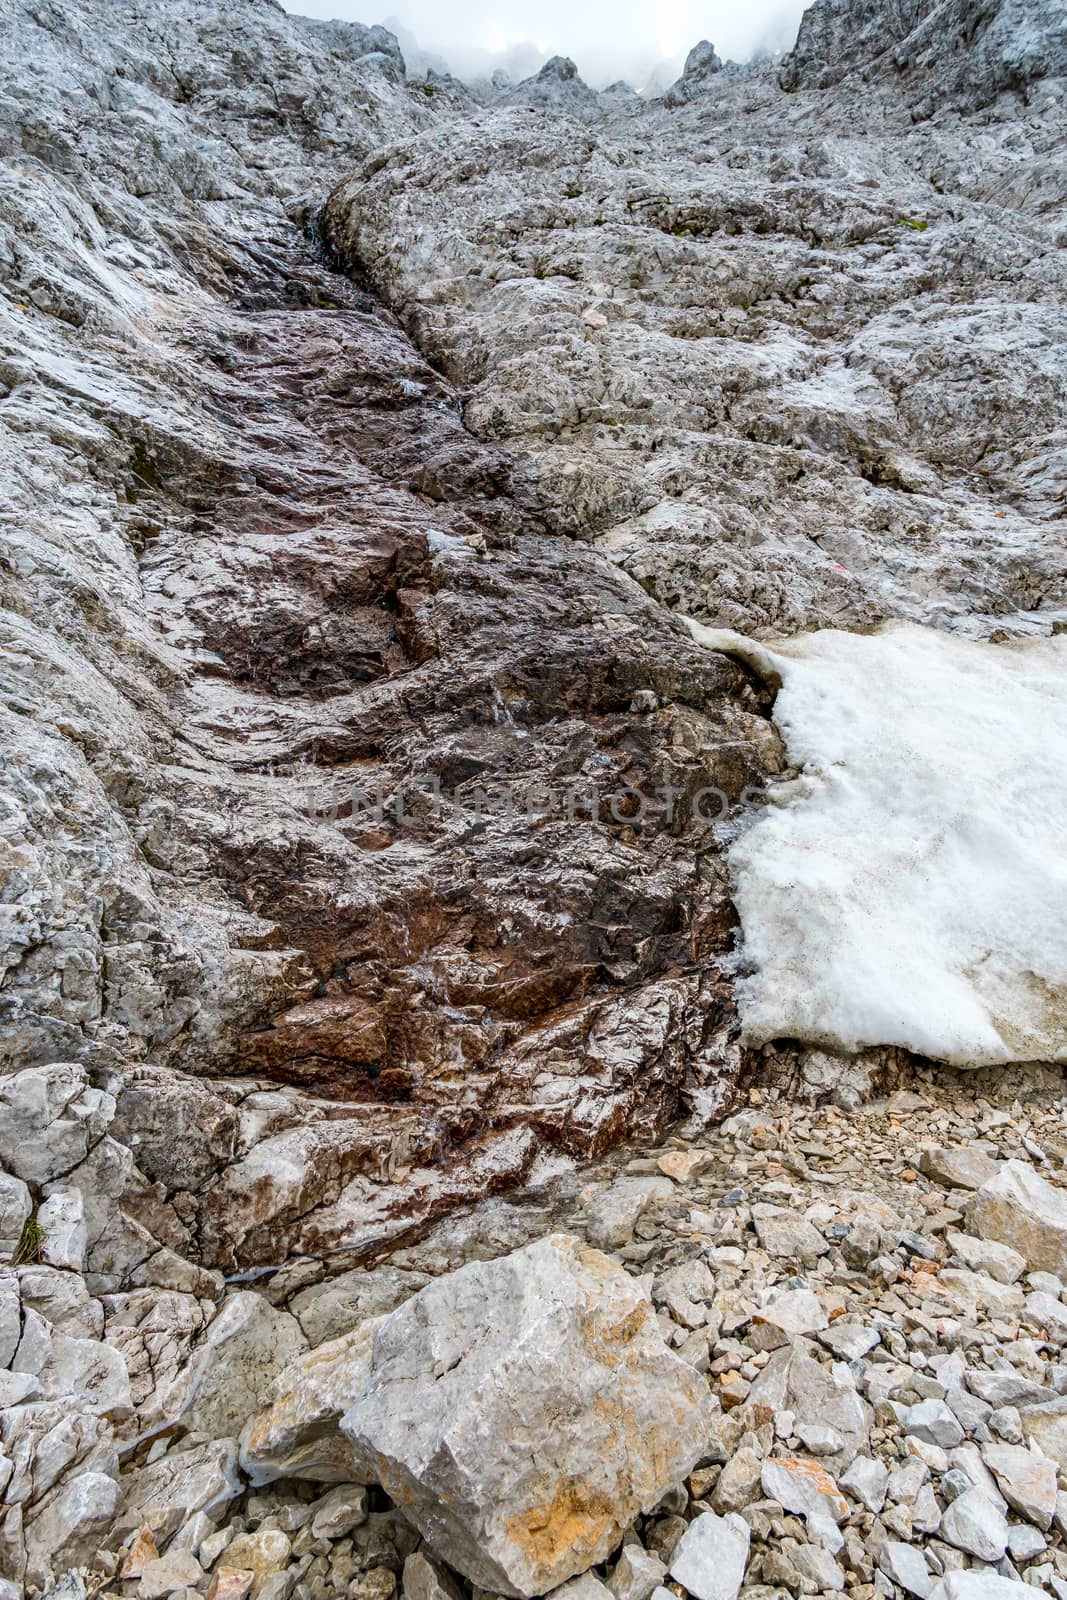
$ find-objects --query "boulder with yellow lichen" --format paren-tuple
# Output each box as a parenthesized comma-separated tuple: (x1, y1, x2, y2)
(242, 1232, 711, 1597)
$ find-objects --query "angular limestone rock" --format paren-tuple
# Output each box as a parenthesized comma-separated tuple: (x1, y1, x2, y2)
(240, 1316, 385, 1485)
(742, 1343, 868, 1472)
(119, 1441, 243, 1537)
(761, 1457, 850, 1554)
(1020, 1397, 1067, 1469)
(177, 1291, 307, 1441)
(970, 1161, 1067, 1277)
(920, 1148, 999, 1192)
(37, 1188, 88, 1272)
(346, 1234, 710, 1595)
(668, 1510, 750, 1600)
(249, 1233, 711, 1596)
(982, 1441, 1058, 1529)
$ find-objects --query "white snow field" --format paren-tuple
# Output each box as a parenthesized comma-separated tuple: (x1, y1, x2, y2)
(688, 619, 1067, 1066)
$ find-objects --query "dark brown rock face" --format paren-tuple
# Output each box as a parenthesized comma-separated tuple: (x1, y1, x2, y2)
(106, 229, 779, 1267)
(0, 0, 780, 1283)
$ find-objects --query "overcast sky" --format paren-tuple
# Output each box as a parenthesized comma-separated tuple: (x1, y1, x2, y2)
(283, 0, 811, 90)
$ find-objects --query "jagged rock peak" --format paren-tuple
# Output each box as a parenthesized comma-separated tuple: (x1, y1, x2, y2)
(297, 16, 405, 75)
(500, 52, 600, 117)
(779, 0, 1067, 112)
(539, 53, 580, 80)
(662, 38, 723, 105)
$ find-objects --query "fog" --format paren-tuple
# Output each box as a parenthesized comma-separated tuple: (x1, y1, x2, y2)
(282, 0, 811, 91)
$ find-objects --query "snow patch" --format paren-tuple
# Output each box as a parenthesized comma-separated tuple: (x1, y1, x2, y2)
(688, 619, 1067, 1067)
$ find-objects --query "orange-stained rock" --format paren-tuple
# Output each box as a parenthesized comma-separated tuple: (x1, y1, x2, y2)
(243, 1234, 711, 1598)
(119, 1526, 159, 1581)
(206, 1569, 255, 1600)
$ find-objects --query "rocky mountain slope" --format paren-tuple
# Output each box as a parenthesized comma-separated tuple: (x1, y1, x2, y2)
(0, 0, 1065, 1590)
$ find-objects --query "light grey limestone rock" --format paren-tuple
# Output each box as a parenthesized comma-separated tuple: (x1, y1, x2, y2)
(751, 1205, 829, 1265)
(878, 1540, 933, 1599)
(818, 1322, 881, 1362)
(403, 1551, 463, 1600)
(965, 1370, 1049, 1409)
(290, 1268, 430, 1349)
(35, 1329, 132, 1421)
(0, 1174, 31, 1258)
(662, 41, 724, 108)
(0, 1275, 20, 1370)
(982, 1441, 1058, 1529)
(308, 1483, 368, 1541)
(118, 1441, 243, 1535)
(947, 1233, 1026, 1286)
(796, 1422, 845, 1456)
(970, 1163, 1067, 1278)
(948, 1445, 1010, 1517)
(743, 1343, 869, 1472)
(37, 1188, 88, 1272)
(1028, 1272, 1063, 1296)
(335, 1235, 711, 1597)
(215, 1529, 290, 1590)
(1006, 1523, 1046, 1561)
(888, 1456, 929, 1507)
(1020, 1397, 1067, 1469)
(897, 1399, 965, 1450)
(789, 1544, 846, 1592)
(841, 1455, 889, 1513)
(921, 1149, 1000, 1192)
(136, 1551, 206, 1600)
(16, 1266, 102, 1339)
(610, 1545, 668, 1600)
(936, 1270, 1025, 1321)
(175, 1291, 307, 1441)
(912, 1482, 942, 1535)
(668, 1510, 750, 1600)
(928, 1575, 1033, 1600)
(22, 1470, 122, 1591)
(550, 1576, 615, 1600)
(712, 1447, 764, 1514)
(654, 1260, 717, 1314)
(1025, 1291, 1067, 1344)
(761, 1457, 849, 1553)
(0, 1067, 113, 1187)
(240, 1314, 385, 1486)
(0, 1371, 42, 1405)
(584, 1178, 675, 1252)
(779, 0, 1067, 113)
(500, 56, 601, 121)
(755, 1288, 827, 1339)
(939, 1487, 1011, 1562)
(13, 1306, 53, 1377)
(104, 1288, 215, 1433)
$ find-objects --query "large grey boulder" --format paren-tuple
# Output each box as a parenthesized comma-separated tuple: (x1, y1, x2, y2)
(0, 1066, 114, 1187)
(246, 1233, 711, 1597)
(969, 1161, 1067, 1277)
